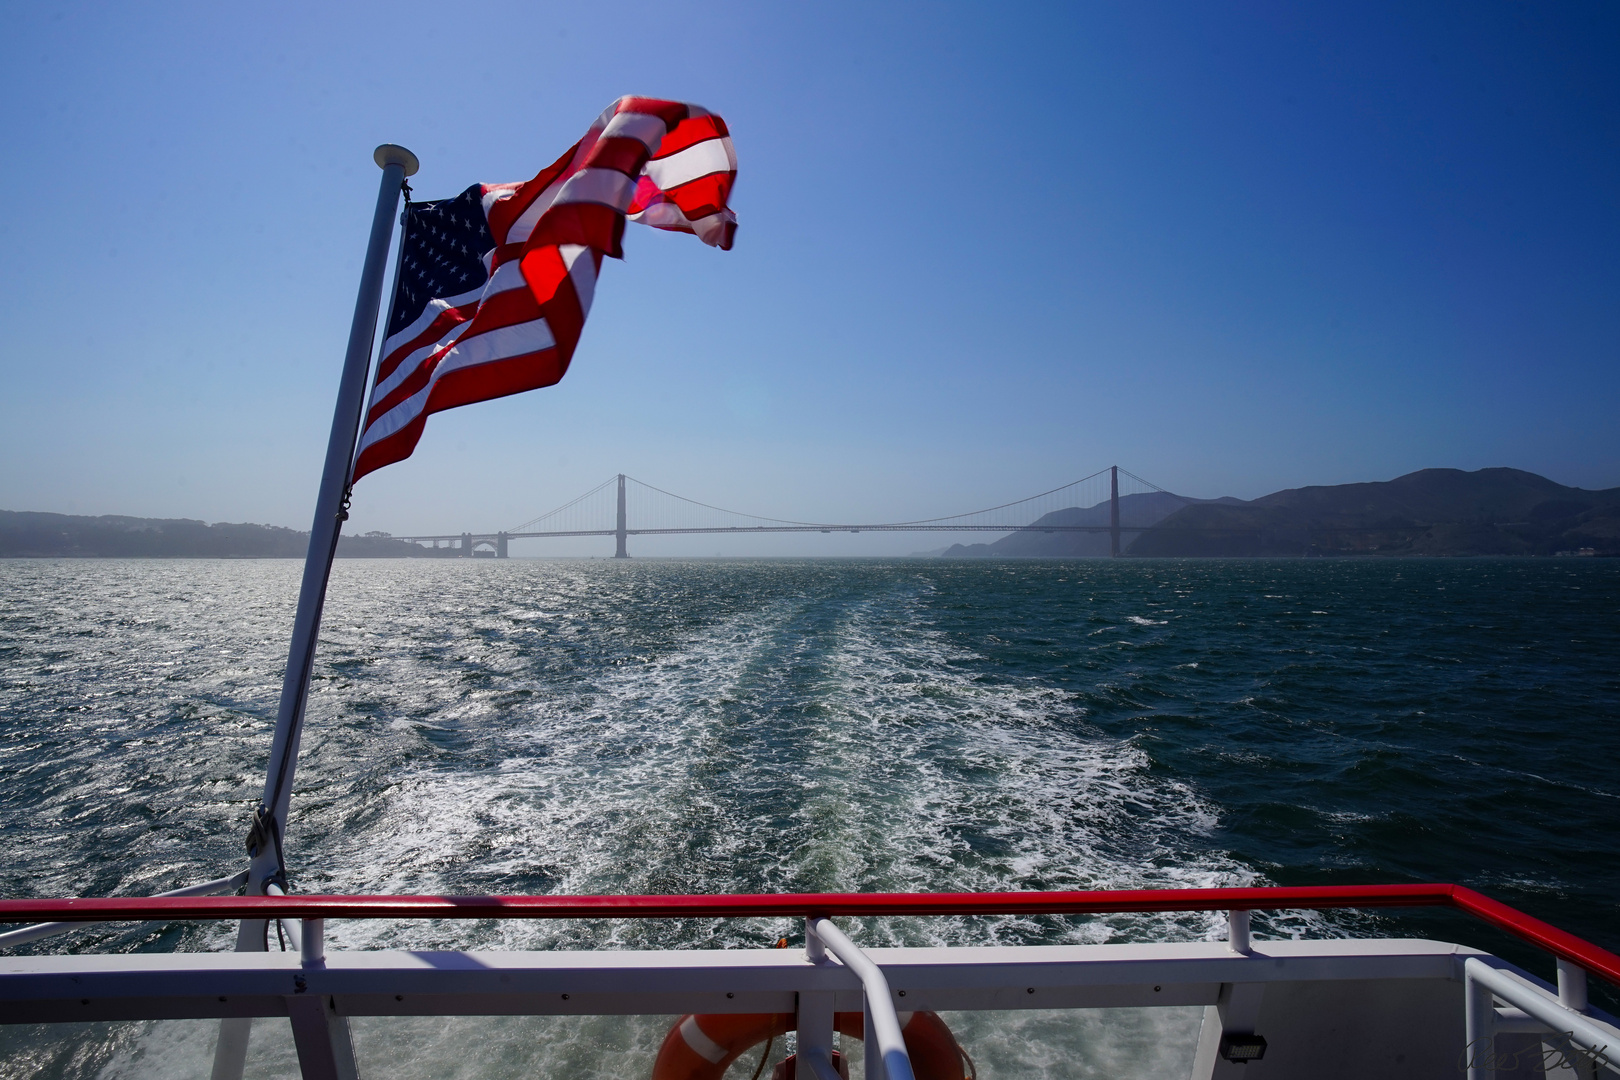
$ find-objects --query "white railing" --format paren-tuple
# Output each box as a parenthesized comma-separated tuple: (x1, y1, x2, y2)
(1464, 956, 1617, 1079)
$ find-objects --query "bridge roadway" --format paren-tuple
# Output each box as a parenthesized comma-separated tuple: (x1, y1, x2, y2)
(398, 525, 1126, 542)
(387, 524, 1146, 559)
(390, 470, 1144, 557)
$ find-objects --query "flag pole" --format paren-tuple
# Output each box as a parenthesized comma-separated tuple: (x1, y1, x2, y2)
(245, 142, 418, 894)
(212, 143, 417, 1080)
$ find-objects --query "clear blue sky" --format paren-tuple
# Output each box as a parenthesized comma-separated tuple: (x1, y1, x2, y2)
(2, 1, 1616, 554)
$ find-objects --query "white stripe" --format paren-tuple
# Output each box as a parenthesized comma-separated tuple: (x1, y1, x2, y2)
(371, 319, 473, 404)
(562, 244, 596, 318)
(501, 137, 593, 245)
(381, 286, 484, 359)
(678, 1016, 728, 1065)
(644, 137, 735, 191)
(628, 202, 695, 232)
(602, 110, 667, 150)
(357, 378, 434, 452)
(554, 167, 636, 210)
(359, 317, 555, 453)
(374, 254, 536, 398)
(479, 182, 522, 219)
(504, 174, 569, 245)
(482, 258, 531, 298)
(433, 318, 555, 383)
(686, 209, 737, 248)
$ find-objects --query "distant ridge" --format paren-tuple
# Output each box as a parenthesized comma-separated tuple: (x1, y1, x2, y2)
(0, 510, 450, 559)
(1131, 467, 1620, 557)
(942, 468, 1620, 558)
(941, 491, 1238, 557)
(7, 468, 1618, 559)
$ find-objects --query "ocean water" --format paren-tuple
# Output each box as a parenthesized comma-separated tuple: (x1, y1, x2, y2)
(1, 557, 1616, 1077)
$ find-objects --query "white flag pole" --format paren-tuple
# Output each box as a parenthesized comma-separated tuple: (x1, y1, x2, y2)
(211, 143, 417, 1080)
(247, 142, 419, 893)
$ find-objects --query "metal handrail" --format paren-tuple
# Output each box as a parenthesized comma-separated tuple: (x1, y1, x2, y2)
(808, 918, 915, 1080)
(0, 871, 248, 949)
(1464, 958, 1618, 1079)
(1, 883, 1616, 988)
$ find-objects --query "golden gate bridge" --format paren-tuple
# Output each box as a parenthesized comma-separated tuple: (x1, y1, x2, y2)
(388, 466, 1189, 558)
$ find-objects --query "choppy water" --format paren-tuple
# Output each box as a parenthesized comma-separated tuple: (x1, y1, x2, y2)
(1, 557, 1617, 1077)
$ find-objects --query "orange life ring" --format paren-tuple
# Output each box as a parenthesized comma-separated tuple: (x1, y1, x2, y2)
(651, 1010, 967, 1080)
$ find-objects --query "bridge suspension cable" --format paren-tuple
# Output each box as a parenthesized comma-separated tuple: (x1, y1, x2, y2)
(500, 468, 1184, 535)
(507, 476, 620, 535)
(392, 466, 1192, 555)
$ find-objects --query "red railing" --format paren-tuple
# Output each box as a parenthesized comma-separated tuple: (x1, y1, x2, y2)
(3, 883, 1616, 988)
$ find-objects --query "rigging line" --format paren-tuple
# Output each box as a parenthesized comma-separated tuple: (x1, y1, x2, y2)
(507, 476, 619, 533)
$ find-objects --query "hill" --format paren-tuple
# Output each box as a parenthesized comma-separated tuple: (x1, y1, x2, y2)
(1129, 468, 1620, 557)
(941, 491, 1232, 557)
(0, 510, 450, 559)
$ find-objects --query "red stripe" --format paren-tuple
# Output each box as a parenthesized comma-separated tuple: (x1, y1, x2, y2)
(539, 265, 587, 358)
(365, 347, 443, 428)
(426, 347, 569, 414)
(658, 172, 735, 224)
(352, 410, 429, 481)
(527, 201, 626, 260)
(652, 115, 730, 159)
(486, 142, 579, 245)
(488, 242, 527, 271)
(586, 135, 653, 177)
(366, 285, 545, 425)
(627, 176, 664, 216)
(376, 304, 477, 384)
(515, 247, 587, 356)
(617, 97, 689, 127)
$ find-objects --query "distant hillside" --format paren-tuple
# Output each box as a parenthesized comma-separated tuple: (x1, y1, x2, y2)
(942, 491, 1232, 557)
(0, 510, 451, 559)
(1130, 468, 1620, 557)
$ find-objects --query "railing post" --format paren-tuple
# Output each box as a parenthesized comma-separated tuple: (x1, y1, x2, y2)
(805, 917, 826, 964)
(1557, 958, 1589, 1012)
(301, 918, 325, 968)
(1227, 910, 1251, 955)
(808, 918, 915, 1080)
(865, 991, 881, 1080)
(798, 920, 839, 1080)
(1464, 962, 1496, 1080)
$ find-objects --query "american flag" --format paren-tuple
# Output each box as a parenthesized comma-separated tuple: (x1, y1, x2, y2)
(352, 97, 737, 481)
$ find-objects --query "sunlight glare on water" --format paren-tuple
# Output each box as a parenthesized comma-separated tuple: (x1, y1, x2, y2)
(2, 556, 1617, 1077)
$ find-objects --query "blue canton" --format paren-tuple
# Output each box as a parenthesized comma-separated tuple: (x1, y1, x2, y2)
(387, 184, 495, 339)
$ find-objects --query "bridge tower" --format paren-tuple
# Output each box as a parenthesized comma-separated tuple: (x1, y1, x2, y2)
(496, 532, 509, 559)
(461, 532, 473, 558)
(1109, 466, 1120, 558)
(614, 474, 629, 558)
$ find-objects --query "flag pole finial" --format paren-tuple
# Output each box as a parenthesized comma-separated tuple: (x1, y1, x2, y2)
(373, 143, 420, 177)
